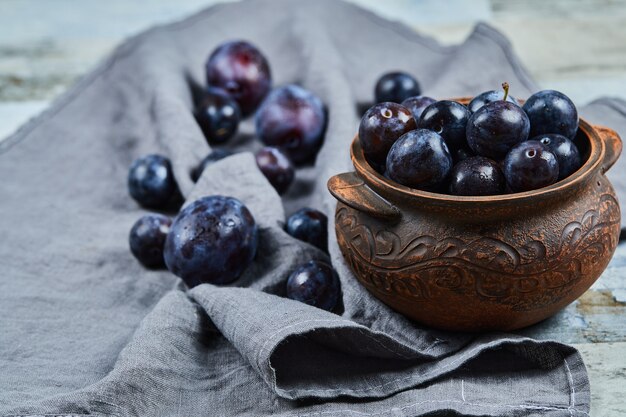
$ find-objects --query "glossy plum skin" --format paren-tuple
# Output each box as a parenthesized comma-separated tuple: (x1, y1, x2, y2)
(503, 141, 559, 192)
(466, 101, 530, 160)
(417, 100, 471, 151)
(386, 129, 453, 190)
(449, 156, 505, 196)
(401, 95, 436, 120)
(523, 90, 579, 139)
(129, 214, 172, 268)
(255, 147, 294, 195)
(285, 208, 328, 252)
(286, 261, 340, 312)
(531, 133, 582, 180)
(205, 41, 271, 116)
(468, 90, 519, 113)
(163, 196, 258, 287)
(128, 154, 178, 208)
(191, 149, 234, 182)
(194, 88, 241, 144)
(256, 85, 326, 164)
(375, 72, 421, 104)
(358, 102, 416, 171)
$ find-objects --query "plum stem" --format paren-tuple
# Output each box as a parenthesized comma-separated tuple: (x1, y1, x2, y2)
(502, 82, 510, 101)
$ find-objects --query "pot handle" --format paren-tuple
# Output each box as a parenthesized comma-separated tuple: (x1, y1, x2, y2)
(596, 125, 622, 174)
(327, 172, 401, 222)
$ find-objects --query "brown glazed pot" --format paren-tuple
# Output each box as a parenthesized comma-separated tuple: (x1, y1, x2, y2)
(328, 99, 622, 331)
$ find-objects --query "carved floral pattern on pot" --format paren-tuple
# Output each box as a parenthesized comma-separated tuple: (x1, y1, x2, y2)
(336, 192, 619, 312)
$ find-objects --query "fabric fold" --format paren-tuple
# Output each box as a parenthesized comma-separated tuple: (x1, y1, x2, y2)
(189, 285, 587, 405)
(3, 289, 590, 416)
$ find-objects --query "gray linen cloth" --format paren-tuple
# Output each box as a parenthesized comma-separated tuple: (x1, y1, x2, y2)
(3, 0, 625, 415)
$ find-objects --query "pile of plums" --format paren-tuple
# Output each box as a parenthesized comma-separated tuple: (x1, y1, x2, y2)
(361, 73, 582, 196)
(128, 198, 339, 312)
(193, 40, 327, 195)
(128, 40, 328, 211)
(125, 40, 339, 313)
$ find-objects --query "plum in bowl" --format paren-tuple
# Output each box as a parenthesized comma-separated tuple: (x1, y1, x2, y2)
(328, 98, 622, 332)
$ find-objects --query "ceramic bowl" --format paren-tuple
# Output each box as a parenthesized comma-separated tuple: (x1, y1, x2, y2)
(328, 99, 622, 331)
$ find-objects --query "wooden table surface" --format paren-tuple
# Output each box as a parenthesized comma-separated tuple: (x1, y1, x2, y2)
(1, 0, 625, 415)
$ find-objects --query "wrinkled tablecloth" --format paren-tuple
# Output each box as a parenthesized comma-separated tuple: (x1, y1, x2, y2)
(3, 0, 626, 415)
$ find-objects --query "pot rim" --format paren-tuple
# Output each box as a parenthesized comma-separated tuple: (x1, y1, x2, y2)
(351, 107, 604, 206)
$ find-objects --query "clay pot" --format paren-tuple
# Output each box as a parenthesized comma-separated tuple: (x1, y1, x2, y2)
(328, 100, 622, 331)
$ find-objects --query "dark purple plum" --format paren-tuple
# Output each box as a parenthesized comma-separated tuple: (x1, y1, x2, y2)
(468, 89, 519, 113)
(129, 214, 172, 268)
(286, 260, 340, 312)
(128, 154, 178, 208)
(255, 147, 294, 195)
(523, 90, 578, 139)
(531, 133, 582, 180)
(386, 129, 453, 190)
(191, 149, 234, 182)
(205, 40, 271, 116)
(375, 72, 421, 103)
(358, 102, 416, 171)
(449, 156, 505, 196)
(256, 85, 326, 165)
(401, 95, 436, 120)
(285, 208, 328, 252)
(467, 84, 530, 159)
(417, 100, 471, 151)
(163, 196, 258, 287)
(194, 88, 241, 144)
(503, 141, 559, 192)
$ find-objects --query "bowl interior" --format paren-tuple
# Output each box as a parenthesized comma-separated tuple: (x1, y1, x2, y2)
(352, 100, 602, 206)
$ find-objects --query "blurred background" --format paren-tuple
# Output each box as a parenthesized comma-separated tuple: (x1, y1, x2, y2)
(1, 0, 626, 140)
